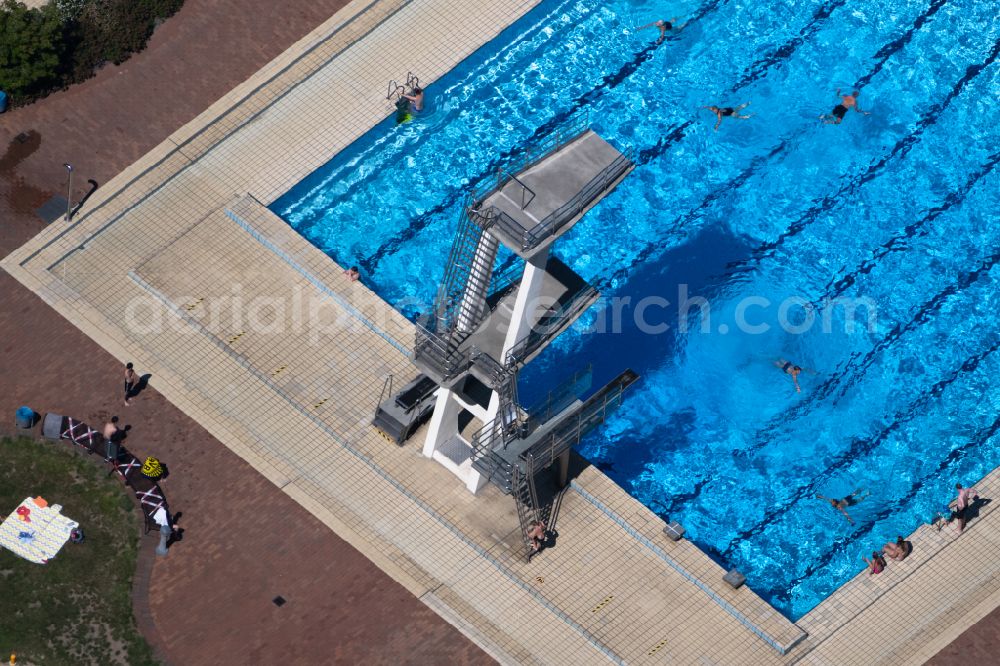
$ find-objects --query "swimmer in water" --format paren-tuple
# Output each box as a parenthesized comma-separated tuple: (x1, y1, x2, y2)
(638, 17, 686, 43)
(774, 358, 803, 393)
(816, 489, 870, 524)
(402, 86, 424, 112)
(820, 89, 869, 124)
(702, 102, 752, 131)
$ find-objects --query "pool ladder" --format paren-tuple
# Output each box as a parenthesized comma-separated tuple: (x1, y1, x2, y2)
(386, 72, 420, 102)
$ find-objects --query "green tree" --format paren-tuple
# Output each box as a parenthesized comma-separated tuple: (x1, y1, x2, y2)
(0, 0, 66, 101)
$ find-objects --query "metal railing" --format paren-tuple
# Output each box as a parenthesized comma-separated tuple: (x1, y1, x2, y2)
(525, 365, 593, 425)
(414, 323, 473, 380)
(496, 167, 537, 210)
(471, 114, 591, 205)
(486, 254, 524, 301)
(374, 374, 394, 421)
(386, 71, 419, 101)
(469, 148, 635, 251)
(471, 369, 638, 497)
(504, 283, 599, 368)
(432, 206, 492, 334)
(523, 369, 638, 470)
(470, 425, 516, 491)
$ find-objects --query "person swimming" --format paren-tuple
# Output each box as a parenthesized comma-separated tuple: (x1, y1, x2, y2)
(639, 17, 686, 43)
(774, 358, 803, 393)
(816, 489, 870, 524)
(702, 102, 752, 131)
(821, 89, 869, 124)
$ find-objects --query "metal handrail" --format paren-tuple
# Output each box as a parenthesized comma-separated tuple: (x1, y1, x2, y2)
(496, 167, 537, 210)
(525, 365, 593, 425)
(431, 205, 493, 335)
(469, 348, 506, 382)
(486, 255, 524, 300)
(471, 113, 591, 205)
(386, 81, 402, 100)
(526, 149, 634, 245)
(504, 284, 599, 368)
(373, 374, 393, 420)
(520, 369, 638, 468)
(468, 148, 634, 251)
(414, 323, 473, 379)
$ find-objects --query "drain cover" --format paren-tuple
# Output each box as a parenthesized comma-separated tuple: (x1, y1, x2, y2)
(36, 195, 68, 224)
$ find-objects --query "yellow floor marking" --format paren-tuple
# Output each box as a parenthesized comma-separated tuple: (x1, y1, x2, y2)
(590, 595, 613, 613)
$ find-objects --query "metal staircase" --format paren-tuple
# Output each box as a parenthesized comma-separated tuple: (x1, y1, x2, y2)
(471, 368, 639, 552)
(415, 206, 505, 380)
(511, 463, 539, 555)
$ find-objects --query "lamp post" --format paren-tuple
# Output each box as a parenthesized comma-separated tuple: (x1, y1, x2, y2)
(63, 163, 73, 221)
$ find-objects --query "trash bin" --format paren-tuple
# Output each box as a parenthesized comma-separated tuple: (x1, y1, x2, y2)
(15, 406, 34, 429)
(0, 91, 8, 114)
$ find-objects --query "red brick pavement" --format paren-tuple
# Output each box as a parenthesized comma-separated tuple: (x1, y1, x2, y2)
(927, 607, 1000, 665)
(1, 0, 997, 663)
(0, 1, 490, 663)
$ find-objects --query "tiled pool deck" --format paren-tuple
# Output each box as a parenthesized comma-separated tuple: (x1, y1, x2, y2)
(4, 0, 1000, 662)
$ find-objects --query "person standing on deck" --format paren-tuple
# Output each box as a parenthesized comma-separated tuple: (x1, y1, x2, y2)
(952, 483, 979, 533)
(123, 362, 137, 406)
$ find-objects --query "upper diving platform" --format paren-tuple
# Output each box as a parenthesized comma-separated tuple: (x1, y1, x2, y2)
(469, 127, 635, 260)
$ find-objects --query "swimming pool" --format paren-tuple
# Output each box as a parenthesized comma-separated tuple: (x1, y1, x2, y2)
(272, 0, 1000, 618)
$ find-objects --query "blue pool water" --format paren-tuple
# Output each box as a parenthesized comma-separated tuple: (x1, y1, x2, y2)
(273, 0, 1000, 618)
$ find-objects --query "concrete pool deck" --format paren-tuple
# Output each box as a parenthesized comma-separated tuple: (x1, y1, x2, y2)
(3, 0, 1000, 662)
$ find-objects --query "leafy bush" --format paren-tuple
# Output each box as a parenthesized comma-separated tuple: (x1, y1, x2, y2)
(0, 0, 185, 107)
(54, 0, 87, 20)
(0, 0, 66, 100)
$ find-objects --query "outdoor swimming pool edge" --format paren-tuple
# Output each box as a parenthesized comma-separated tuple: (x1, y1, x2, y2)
(5, 0, 1000, 661)
(218, 194, 806, 653)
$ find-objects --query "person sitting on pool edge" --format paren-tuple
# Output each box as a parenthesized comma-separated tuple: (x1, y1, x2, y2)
(344, 266, 360, 282)
(639, 17, 686, 43)
(862, 551, 886, 576)
(816, 488, 870, 524)
(702, 102, 752, 131)
(774, 358, 803, 393)
(821, 89, 869, 124)
(883, 535, 911, 561)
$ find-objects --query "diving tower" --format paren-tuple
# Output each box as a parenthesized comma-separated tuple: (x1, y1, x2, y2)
(388, 118, 639, 555)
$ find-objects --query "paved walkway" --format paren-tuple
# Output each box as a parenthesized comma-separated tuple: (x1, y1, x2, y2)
(0, 1, 488, 663)
(2, 0, 1000, 663)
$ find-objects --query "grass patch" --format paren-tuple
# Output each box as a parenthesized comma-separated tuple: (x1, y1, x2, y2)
(0, 436, 158, 665)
